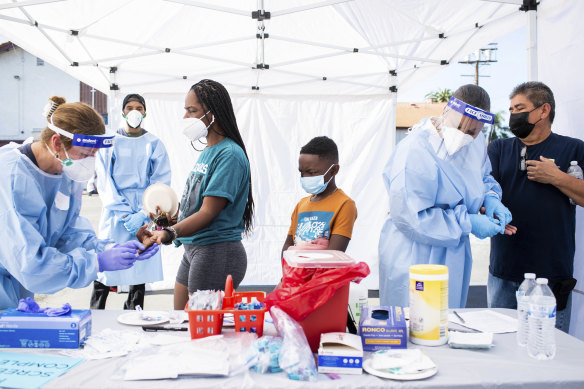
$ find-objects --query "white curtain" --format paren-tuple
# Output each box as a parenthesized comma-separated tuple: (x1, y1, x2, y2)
(140, 93, 395, 289)
(538, 0, 584, 340)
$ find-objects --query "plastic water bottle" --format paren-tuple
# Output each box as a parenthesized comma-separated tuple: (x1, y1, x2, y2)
(527, 278, 556, 360)
(348, 282, 368, 333)
(516, 273, 536, 346)
(567, 161, 583, 205)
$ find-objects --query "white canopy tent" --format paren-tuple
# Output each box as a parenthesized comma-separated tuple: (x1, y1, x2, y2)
(2, 1, 581, 342)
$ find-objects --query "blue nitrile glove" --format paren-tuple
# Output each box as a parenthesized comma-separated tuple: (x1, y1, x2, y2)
(17, 297, 45, 313)
(118, 240, 146, 252)
(97, 245, 138, 272)
(136, 243, 159, 261)
(123, 211, 149, 235)
(17, 298, 71, 316)
(118, 240, 159, 260)
(45, 303, 72, 316)
(483, 194, 512, 233)
(469, 214, 502, 239)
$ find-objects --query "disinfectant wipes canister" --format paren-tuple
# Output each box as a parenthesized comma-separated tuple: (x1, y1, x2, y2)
(409, 265, 448, 346)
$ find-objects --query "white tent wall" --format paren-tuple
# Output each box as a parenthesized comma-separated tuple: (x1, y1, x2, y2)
(537, 0, 584, 340)
(142, 93, 395, 289)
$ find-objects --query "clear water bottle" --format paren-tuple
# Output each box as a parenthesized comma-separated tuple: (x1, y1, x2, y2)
(527, 278, 556, 360)
(516, 273, 536, 346)
(567, 161, 583, 205)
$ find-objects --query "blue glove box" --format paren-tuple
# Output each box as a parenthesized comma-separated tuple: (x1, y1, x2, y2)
(0, 309, 91, 349)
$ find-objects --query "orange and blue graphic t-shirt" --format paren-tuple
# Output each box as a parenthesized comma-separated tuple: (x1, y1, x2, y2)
(288, 189, 357, 246)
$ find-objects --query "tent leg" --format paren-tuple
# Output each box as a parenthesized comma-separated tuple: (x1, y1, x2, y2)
(527, 8, 538, 81)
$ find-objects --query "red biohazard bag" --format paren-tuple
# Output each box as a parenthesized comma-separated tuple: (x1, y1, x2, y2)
(265, 260, 370, 322)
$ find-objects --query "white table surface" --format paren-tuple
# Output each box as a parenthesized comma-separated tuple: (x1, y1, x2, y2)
(7, 308, 584, 389)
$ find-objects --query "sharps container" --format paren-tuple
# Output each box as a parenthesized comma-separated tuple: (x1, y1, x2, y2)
(409, 264, 448, 346)
(282, 250, 357, 352)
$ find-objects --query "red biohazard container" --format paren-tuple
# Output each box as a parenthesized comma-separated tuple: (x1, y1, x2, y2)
(185, 275, 267, 339)
(299, 283, 350, 352)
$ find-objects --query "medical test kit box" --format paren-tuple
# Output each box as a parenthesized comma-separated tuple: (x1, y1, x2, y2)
(317, 332, 363, 374)
(0, 309, 91, 349)
(359, 305, 407, 351)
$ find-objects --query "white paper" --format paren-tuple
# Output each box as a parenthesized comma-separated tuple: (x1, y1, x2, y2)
(448, 310, 517, 334)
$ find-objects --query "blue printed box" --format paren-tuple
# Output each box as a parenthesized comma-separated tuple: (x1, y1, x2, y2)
(0, 309, 91, 349)
(359, 306, 407, 351)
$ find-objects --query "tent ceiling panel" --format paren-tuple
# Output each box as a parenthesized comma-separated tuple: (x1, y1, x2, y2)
(0, 0, 525, 95)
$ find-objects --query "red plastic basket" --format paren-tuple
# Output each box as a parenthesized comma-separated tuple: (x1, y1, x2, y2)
(185, 275, 267, 339)
(231, 291, 267, 337)
(185, 309, 224, 339)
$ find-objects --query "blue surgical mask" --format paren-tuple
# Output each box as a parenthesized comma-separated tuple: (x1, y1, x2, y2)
(300, 164, 335, 195)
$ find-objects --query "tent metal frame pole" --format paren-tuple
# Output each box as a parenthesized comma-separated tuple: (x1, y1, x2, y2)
(76, 36, 111, 86)
(0, 0, 63, 10)
(174, 36, 249, 51)
(15, 2, 74, 64)
(527, 8, 537, 81)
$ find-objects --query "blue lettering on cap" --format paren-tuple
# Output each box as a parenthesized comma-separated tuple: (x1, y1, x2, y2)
(416, 281, 424, 291)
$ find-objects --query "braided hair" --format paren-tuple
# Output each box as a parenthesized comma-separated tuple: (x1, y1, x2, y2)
(191, 79, 254, 233)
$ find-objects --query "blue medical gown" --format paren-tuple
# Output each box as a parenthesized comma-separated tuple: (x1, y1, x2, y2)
(95, 132, 171, 286)
(379, 118, 501, 308)
(0, 145, 109, 310)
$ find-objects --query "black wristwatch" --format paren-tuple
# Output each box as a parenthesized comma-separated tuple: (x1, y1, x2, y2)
(161, 226, 177, 245)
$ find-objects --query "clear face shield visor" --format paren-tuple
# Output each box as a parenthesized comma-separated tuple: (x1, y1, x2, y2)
(441, 97, 495, 138)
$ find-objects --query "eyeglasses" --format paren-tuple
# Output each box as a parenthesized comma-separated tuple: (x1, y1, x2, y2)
(520, 146, 527, 171)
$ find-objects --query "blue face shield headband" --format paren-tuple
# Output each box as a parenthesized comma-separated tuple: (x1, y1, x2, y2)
(446, 97, 495, 125)
(48, 118, 114, 148)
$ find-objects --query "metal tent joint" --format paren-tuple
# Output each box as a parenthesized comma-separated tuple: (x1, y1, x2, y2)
(520, 0, 538, 12)
(70, 30, 78, 36)
(251, 85, 260, 90)
(389, 69, 397, 76)
(256, 33, 269, 39)
(440, 60, 449, 65)
(165, 48, 171, 53)
(252, 10, 271, 21)
(255, 63, 269, 69)
(438, 33, 446, 39)
(70, 62, 78, 66)
(109, 66, 117, 73)
(110, 83, 119, 90)
(389, 86, 398, 93)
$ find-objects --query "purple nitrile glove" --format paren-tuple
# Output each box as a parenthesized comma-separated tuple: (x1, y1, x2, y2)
(97, 245, 137, 272)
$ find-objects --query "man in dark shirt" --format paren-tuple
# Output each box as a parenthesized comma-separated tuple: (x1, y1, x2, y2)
(487, 81, 584, 333)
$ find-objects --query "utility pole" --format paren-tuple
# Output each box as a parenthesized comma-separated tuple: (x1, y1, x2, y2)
(458, 44, 498, 85)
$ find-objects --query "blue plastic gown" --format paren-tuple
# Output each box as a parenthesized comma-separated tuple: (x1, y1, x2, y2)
(379, 118, 502, 308)
(0, 144, 109, 310)
(95, 132, 171, 286)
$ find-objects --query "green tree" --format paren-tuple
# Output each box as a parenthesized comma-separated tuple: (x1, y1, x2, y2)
(425, 88, 453, 103)
(483, 110, 512, 142)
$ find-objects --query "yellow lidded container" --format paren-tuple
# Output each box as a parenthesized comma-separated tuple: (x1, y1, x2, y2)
(409, 264, 449, 346)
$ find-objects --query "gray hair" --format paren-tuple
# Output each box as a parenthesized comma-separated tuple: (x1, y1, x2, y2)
(510, 81, 555, 123)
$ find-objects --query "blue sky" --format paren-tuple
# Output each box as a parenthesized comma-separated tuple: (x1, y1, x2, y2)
(398, 27, 527, 121)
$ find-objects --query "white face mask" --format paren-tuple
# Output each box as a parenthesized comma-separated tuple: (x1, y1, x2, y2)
(45, 143, 96, 182)
(181, 111, 214, 142)
(441, 126, 474, 156)
(124, 110, 144, 129)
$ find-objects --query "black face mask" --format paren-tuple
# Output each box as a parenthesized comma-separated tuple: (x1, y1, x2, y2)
(509, 106, 541, 139)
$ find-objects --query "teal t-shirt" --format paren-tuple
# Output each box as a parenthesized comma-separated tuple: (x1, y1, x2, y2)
(175, 137, 250, 246)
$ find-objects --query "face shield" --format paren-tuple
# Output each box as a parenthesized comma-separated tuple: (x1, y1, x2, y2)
(441, 97, 495, 138)
(48, 118, 114, 151)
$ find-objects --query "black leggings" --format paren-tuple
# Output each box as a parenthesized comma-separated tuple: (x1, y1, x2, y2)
(90, 281, 145, 310)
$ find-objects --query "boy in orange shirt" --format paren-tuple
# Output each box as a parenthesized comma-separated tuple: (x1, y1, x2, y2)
(282, 136, 357, 256)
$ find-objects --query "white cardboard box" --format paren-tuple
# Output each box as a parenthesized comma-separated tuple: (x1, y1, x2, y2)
(317, 332, 363, 375)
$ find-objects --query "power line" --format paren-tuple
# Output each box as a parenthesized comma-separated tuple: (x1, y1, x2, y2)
(458, 43, 498, 86)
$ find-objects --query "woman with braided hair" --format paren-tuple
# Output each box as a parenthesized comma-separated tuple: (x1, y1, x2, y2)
(149, 79, 254, 309)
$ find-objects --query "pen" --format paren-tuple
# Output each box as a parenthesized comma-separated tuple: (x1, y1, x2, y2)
(453, 310, 466, 324)
(142, 325, 188, 332)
